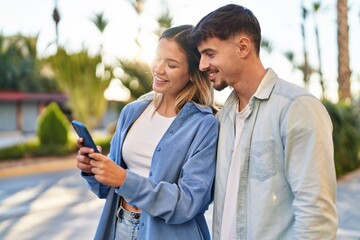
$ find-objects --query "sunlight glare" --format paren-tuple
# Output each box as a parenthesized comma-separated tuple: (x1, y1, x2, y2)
(104, 78, 131, 102)
(138, 32, 158, 65)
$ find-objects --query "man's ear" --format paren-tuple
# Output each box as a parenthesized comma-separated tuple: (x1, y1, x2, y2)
(237, 36, 251, 57)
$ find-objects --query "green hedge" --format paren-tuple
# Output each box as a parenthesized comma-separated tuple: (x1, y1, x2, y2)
(323, 101, 360, 178)
(0, 133, 111, 162)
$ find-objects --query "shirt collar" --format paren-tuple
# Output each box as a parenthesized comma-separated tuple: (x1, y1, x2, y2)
(252, 68, 278, 101)
(221, 68, 278, 116)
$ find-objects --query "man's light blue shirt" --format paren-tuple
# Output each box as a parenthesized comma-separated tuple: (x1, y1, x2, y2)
(213, 68, 338, 239)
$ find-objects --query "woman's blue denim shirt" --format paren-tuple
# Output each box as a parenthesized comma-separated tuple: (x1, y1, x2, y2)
(82, 93, 218, 240)
(212, 68, 338, 239)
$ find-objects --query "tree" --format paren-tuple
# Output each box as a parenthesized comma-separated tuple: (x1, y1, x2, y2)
(116, 59, 152, 101)
(337, 0, 351, 102)
(131, 0, 145, 58)
(90, 12, 108, 57)
(312, 1, 326, 99)
(45, 48, 111, 130)
(52, 0, 60, 50)
(155, 8, 173, 37)
(109, 1, 174, 103)
(283, 1, 314, 90)
(300, 1, 312, 90)
(0, 34, 58, 92)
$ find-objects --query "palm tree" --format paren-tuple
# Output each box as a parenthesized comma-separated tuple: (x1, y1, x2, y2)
(112, 1, 174, 102)
(130, 0, 145, 57)
(300, 1, 311, 89)
(117, 59, 153, 101)
(90, 12, 108, 57)
(284, 2, 314, 92)
(0, 34, 56, 92)
(45, 48, 111, 130)
(155, 8, 173, 37)
(312, 1, 326, 99)
(284, 1, 313, 90)
(52, 0, 60, 50)
(337, 0, 351, 102)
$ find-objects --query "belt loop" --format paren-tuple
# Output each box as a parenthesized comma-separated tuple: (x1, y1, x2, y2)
(116, 205, 122, 222)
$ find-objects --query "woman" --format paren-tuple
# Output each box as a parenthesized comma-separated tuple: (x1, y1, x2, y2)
(75, 25, 218, 240)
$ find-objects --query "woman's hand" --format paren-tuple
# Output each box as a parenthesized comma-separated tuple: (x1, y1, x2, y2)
(89, 152, 127, 187)
(76, 137, 98, 174)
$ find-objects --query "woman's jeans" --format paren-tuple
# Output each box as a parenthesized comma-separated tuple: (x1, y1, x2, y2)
(115, 205, 141, 240)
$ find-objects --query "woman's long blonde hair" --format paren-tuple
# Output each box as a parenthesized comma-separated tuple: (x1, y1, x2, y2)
(153, 25, 216, 114)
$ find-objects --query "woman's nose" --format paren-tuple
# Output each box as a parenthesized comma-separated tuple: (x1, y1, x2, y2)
(153, 61, 165, 74)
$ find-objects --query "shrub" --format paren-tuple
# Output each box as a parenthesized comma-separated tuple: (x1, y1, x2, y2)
(37, 102, 70, 147)
(323, 101, 360, 178)
(0, 128, 112, 162)
(0, 144, 26, 160)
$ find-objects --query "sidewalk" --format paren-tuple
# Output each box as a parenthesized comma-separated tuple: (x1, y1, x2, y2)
(0, 154, 76, 178)
(0, 134, 360, 239)
(0, 132, 74, 178)
(0, 131, 35, 149)
(336, 169, 360, 239)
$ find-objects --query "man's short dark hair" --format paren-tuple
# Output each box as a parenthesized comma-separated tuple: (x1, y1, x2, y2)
(189, 4, 262, 54)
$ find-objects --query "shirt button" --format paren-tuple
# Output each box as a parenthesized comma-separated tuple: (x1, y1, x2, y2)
(169, 129, 173, 133)
(157, 148, 161, 152)
(141, 222, 144, 227)
(149, 172, 152, 176)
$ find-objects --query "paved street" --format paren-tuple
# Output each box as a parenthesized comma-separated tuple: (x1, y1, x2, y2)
(0, 169, 104, 240)
(0, 168, 213, 240)
(337, 171, 360, 239)
(0, 159, 359, 239)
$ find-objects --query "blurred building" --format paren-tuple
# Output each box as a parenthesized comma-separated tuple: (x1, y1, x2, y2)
(0, 91, 67, 132)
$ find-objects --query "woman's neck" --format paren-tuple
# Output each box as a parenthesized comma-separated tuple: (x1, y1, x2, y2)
(157, 96, 177, 117)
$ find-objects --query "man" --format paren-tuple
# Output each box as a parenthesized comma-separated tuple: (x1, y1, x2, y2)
(190, 4, 338, 240)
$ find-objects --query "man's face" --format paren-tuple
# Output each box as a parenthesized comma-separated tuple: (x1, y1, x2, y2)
(197, 37, 240, 91)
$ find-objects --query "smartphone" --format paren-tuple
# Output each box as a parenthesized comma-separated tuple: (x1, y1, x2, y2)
(71, 120, 100, 153)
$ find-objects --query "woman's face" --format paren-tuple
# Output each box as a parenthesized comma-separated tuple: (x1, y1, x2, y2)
(151, 38, 190, 98)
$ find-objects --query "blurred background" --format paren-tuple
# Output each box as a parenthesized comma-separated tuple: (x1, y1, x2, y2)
(0, 0, 360, 239)
(0, 0, 359, 178)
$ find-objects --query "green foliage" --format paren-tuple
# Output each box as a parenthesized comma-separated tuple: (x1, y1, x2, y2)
(0, 33, 59, 92)
(37, 102, 70, 147)
(323, 101, 360, 177)
(0, 132, 111, 161)
(90, 12, 108, 33)
(93, 134, 112, 155)
(113, 5, 173, 103)
(44, 47, 111, 130)
(0, 144, 26, 159)
(155, 8, 173, 37)
(117, 59, 153, 101)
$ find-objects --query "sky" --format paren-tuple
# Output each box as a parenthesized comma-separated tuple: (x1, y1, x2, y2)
(0, 0, 359, 103)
